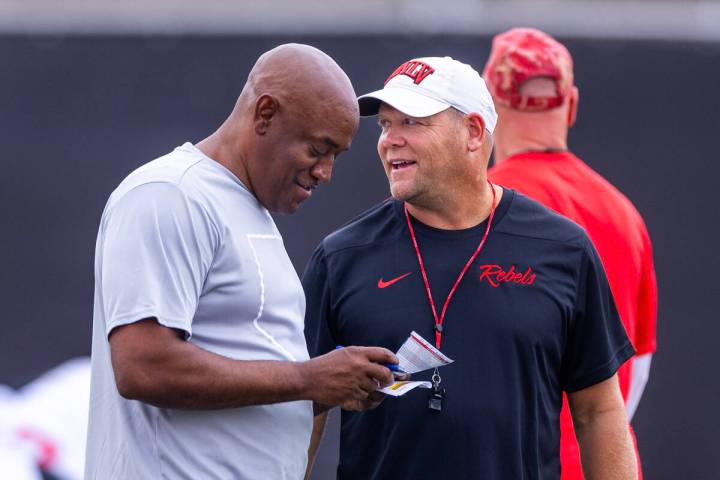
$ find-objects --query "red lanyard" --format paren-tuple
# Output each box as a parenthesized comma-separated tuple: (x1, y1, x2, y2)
(404, 182, 497, 349)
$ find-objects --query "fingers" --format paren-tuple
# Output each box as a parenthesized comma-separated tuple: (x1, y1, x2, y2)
(339, 346, 397, 388)
(358, 376, 379, 395)
(355, 346, 399, 366)
(354, 386, 370, 400)
(342, 391, 386, 412)
(365, 362, 395, 388)
(358, 394, 385, 411)
(310, 345, 400, 407)
(344, 346, 397, 386)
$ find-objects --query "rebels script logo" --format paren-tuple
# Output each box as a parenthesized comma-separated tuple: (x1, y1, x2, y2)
(385, 60, 435, 85)
(478, 264, 536, 288)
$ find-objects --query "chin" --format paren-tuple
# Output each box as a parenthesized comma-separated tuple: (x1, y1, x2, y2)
(272, 203, 299, 215)
(255, 190, 294, 214)
(277, 197, 302, 214)
(390, 185, 414, 202)
(285, 204, 301, 214)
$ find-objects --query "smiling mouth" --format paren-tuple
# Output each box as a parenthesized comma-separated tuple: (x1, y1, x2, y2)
(391, 160, 417, 170)
(295, 180, 316, 192)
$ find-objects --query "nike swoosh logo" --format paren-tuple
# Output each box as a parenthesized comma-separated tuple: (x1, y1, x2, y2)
(378, 272, 412, 289)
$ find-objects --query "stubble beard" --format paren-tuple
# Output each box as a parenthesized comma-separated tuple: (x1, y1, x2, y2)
(389, 175, 439, 210)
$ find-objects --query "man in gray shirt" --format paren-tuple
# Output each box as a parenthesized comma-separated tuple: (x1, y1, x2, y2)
(85, 44, 397, 480)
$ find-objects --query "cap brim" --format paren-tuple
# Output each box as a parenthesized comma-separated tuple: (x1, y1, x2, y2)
(357, 87, 451, 118)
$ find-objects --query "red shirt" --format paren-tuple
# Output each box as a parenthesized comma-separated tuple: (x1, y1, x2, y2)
(489, 150, 657, 479)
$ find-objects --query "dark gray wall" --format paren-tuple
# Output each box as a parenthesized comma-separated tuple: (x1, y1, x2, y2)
(2, 35, 718, 479)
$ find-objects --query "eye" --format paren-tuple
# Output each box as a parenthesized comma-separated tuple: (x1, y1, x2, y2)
(403, 117, 419, 126)
(377, 118, 390, 130)
(308, 146, 321, 158)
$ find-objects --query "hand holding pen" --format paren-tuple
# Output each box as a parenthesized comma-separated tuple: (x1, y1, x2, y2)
(336, 345, 409, 379)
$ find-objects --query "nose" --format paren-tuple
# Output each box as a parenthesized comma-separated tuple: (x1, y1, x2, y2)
(311, 155, 334, 184)
(378, 126, 406, 151)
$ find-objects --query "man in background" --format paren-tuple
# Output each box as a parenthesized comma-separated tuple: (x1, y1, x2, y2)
(485, 27, 657, 479)
(85, 43, 397, 480)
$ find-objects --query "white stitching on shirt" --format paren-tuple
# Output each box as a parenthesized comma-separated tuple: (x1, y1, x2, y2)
(246, 233, 297, 361)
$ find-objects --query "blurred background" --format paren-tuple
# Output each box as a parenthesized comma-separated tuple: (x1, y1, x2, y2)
(2, 1, 719, 478)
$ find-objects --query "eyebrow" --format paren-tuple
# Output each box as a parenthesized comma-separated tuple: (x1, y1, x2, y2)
(321, 137, 340, 149)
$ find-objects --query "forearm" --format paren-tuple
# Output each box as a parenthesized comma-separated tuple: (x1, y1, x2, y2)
(304, 411, 330, 480)
(573, 404, 637, 479)
(110, 318, 397, 410)
(113, 333, 311, 409)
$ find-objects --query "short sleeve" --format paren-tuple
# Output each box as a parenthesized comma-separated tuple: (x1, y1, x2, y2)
(301, 243, 338, 358)
(561, 238, 636, 392)
(99, 182, 218, 338)
(633, 225, 658, 354)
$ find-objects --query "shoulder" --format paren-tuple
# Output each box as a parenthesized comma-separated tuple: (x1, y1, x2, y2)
(100, 145, 226, 235)
(107, 143, 209, 208)
(321, 198, 402, 256)
(496, 189, 589, 248)
(565, 155, 652, 242)
(487, 156, 521, 181)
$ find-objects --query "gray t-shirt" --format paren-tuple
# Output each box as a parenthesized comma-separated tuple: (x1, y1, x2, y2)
(85, 143, 312, 479)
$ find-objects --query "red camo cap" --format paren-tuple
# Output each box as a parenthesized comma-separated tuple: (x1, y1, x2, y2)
(483, 27, 574, 111)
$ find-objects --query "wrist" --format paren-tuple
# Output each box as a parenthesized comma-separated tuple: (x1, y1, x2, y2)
(293, 360, 315, 401)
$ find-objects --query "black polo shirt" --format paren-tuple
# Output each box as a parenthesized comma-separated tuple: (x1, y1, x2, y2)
(302, 189, 634, 480)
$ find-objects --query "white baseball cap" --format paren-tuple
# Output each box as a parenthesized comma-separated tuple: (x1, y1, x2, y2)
(357, 56, 498, 133)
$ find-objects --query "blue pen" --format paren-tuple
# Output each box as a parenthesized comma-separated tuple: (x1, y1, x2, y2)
(335, 345, 404, 373)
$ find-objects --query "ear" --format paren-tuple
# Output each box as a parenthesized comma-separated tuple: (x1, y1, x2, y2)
(254, 95, 278, 135)
(466, 112, 487, 152)
(567, 86, 579, 128)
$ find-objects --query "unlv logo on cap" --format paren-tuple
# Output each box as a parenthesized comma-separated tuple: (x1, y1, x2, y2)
(385, 60, 435, 85)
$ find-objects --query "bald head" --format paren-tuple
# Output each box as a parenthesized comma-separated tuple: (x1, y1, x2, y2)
(199, 44, 360, 214)
(237, 43, 358, 122)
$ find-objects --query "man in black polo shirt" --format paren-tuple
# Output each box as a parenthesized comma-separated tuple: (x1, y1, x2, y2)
(303, 56, 637, 479)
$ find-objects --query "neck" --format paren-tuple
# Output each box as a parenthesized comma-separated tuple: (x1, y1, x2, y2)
(406, 182, 501, 230)
(196, 125, 253, 192)
(493, 107, 569, 165)
(494, 137, 568, 165)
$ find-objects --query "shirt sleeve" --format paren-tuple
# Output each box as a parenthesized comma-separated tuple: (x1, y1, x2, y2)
(301, 243, 338, 358)
(561, 237, 636, 392)
(99, 182, 218, 338)
(633, 225, 658, 354)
